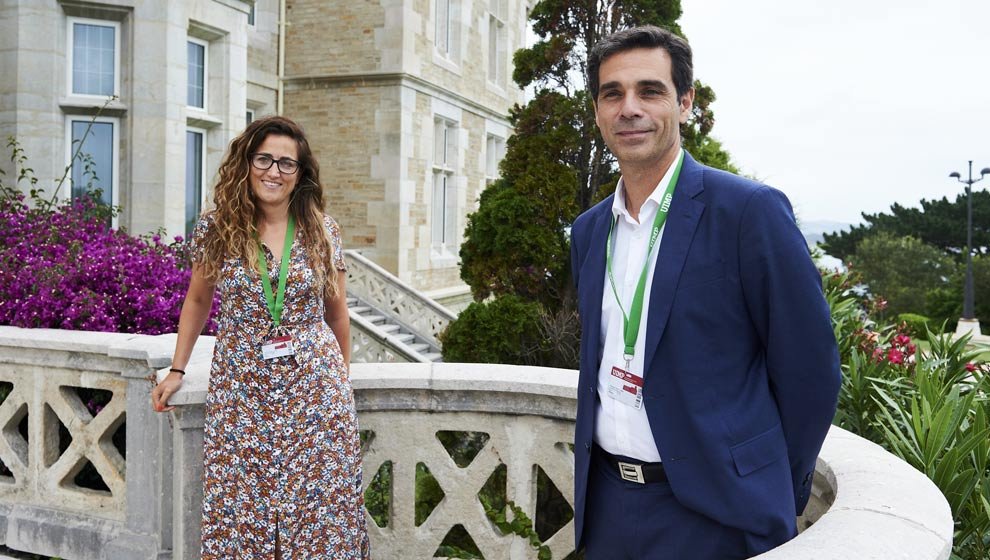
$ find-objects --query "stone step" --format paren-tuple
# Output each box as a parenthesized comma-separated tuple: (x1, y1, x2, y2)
(423, 352, 443, 362)
(364, 314, 386, 324)
(407, 342, 430, 354)
(394, 333, 415, 344)
(350, 305, 372, 315)
(346, 297, 358, 306)
(379, 324, 401, 335)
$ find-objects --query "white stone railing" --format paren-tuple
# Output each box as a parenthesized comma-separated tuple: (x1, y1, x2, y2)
(350, 311, 430, 364)
(0, 326, 956, 560)
(345, 249, 458, 346)
(0, 327, 178, 559)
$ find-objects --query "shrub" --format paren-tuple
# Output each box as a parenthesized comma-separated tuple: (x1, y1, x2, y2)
(897, 312, 933, 340)
(439, 295, 543, 365)
(0, 145, 215, 335)
(825, 268, 990, 559)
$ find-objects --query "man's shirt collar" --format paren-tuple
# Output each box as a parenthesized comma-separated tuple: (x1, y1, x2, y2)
(611, 148, 684, 224)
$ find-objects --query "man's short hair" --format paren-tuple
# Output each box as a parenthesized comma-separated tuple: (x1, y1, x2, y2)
(588, 25, 694, 103)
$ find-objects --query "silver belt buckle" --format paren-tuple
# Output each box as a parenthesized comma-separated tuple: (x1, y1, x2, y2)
(618, 461, 645, 484)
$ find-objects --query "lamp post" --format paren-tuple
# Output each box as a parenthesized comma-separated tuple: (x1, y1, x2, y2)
(949, 160, 990, 335)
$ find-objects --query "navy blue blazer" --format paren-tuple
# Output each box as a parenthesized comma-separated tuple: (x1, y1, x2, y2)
(570, 152, 841, 554)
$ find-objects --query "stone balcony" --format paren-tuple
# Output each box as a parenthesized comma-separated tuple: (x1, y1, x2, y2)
(0, 326, 955, 559)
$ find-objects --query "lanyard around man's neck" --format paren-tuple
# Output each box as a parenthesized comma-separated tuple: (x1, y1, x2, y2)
(257, 214, 295, 329)
(605, 151, 685, 368)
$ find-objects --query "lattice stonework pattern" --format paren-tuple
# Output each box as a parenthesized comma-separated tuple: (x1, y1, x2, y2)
(350, 325, 412, 363)
(359, 410, 577, 559)
(346, 253, 454, 344)
(0, 362, 127, 521)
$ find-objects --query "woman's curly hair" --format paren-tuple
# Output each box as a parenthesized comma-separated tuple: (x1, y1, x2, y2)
(197, 116, 340, 301)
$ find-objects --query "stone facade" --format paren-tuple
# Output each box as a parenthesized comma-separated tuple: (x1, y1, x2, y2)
(0, 0, 524, 295)
(0, 0, 256, 236)
(282, 0, 524, 293)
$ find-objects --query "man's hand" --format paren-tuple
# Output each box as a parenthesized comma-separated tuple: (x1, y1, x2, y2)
(151, 371, 184, 412)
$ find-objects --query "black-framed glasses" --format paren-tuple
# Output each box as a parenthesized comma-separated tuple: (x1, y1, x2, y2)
(249, 153, 300, 175)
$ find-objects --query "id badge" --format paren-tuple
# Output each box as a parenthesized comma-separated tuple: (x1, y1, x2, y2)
(607, 365, 644, 409)
(261, 335, 295, 360)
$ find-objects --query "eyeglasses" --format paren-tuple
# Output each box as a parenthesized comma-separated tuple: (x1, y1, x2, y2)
(249, 153, 300, 175)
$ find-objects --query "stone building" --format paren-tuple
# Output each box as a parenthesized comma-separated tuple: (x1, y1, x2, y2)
(0, 0, 526, 303)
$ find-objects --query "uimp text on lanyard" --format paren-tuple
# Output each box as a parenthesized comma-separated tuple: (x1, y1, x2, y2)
(604, 152, 684, 409)
(258, 215, 296, 360)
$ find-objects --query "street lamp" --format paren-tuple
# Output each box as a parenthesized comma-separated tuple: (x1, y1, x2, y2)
(949, 160, 990, 335)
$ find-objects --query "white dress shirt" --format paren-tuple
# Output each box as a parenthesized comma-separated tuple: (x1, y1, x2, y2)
(594, 149, 684, 462)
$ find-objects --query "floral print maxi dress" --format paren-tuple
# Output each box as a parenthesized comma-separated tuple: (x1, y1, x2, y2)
(191, 215, 369, 559)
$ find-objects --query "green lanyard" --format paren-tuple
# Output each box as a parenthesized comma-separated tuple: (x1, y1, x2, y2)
(257, 214, 295, 329)
(606, 153, 684, 366)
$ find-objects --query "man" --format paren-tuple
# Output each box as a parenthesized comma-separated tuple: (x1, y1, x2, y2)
(570, 26, 841, 559)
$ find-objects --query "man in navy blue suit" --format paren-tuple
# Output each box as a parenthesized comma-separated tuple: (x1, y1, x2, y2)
(570, 26, 841, 559)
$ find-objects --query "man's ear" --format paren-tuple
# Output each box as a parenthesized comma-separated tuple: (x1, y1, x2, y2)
(679, 87, 696, 123)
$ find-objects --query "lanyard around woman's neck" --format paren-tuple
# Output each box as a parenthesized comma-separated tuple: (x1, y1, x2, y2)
(256, 214, 295, 329)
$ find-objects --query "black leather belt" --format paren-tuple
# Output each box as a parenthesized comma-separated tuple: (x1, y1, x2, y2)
(595, 444, 667, 484)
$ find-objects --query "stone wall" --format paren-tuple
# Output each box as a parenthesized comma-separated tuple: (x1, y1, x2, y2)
(281, 0, 523, 293)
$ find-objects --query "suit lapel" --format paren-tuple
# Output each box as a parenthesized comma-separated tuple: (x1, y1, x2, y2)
(643, 153, 706, 375)
(579, 203, 613, 370)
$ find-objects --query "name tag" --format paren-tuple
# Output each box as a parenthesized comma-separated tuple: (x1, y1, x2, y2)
(607, 365, 643, 409)
(261, 335, 295, 360)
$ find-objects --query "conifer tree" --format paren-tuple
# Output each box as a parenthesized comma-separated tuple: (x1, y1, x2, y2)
(446, 1, 738, 365)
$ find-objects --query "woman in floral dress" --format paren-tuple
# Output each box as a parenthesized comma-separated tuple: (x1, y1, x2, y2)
(152, 116, 369, 559)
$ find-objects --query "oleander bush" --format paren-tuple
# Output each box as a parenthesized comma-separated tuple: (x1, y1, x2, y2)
(824, 269, 990, 560)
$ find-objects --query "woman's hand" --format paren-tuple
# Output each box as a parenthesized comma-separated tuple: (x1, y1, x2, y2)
(151, 371, 184, 412)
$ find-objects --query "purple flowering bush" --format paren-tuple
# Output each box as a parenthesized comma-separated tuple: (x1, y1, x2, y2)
(0, 188, 216, 335)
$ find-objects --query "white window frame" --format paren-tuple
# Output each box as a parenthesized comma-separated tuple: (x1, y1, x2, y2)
(246, 108, 255, 126)
(432, 118, 459, 255)
(187, 37, 209, 110)
(185, 127, 208, 236)
(66, 17, 121, 99)
(433, 0, 463, 64)
(63, 115, 120, 226)
(485, 134, 505, 185)
(487, 0, 507, 87)
(435, 0, 451, 56)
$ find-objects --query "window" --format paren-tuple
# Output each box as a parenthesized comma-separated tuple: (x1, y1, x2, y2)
(66, 117, 118, 210)
(187, 38, 207, 109)
(248, 4, 256, 26)
(246, 109, 255, 125)
(432, 119, 458, 252)
(435, 0, 453, 57)
(485, 134, 505, 185)
(68, 18, 119, 97)
(185, 129, 206, 236)
(488, 0, 507, 86)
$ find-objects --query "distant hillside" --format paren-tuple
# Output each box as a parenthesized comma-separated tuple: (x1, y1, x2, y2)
(799, 219, 855, 247)
(799, 220, 854, 271)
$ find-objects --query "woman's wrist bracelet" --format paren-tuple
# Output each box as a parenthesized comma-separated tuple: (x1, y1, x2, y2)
(169, 367, 186, 376)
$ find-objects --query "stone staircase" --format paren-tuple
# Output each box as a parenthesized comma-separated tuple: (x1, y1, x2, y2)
(345, 250, 457, 363)
(347, 296, 443, 362)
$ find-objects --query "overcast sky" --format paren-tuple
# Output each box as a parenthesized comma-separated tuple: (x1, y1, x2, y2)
(678, 0, 990, 227)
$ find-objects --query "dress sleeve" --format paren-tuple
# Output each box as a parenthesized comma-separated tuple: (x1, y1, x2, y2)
(188, 214, 213, 265)
(324, 215, 347, 272)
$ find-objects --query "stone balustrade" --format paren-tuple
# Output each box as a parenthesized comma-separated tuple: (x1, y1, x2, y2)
(0, 326, 955, 559)
(345, 249, 458, 346)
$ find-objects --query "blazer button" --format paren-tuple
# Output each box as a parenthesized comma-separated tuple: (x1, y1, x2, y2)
(585, 442, 591, 451)
(588, 386, 594, 394)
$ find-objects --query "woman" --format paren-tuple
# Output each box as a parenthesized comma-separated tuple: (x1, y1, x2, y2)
(151, 116, 369, 559)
